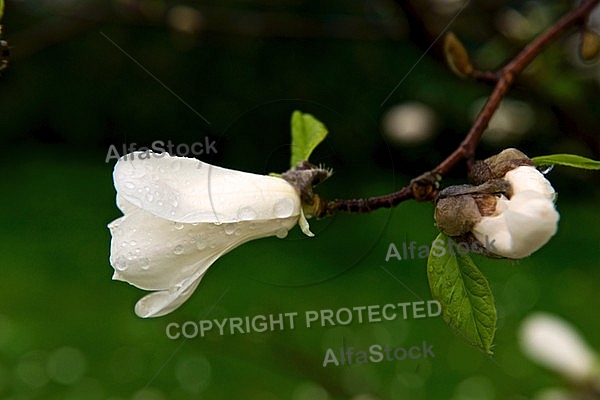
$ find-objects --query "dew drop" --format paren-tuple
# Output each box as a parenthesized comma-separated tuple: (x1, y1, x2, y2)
(139, 258, 150, 270)
(223, 224, 236, 235)
(114, 256, 127, 271)
(196, 241, 207, 250)
(275, 228, 289, 239)
(234, 228, 241, 236)
(157, 200, 164, 207)
(238, 206, 257, 221)
(129, 240, 137, 246)
(174, 223, 184, 230)
(171, 160, 182, 171)
(145, 193, 154, 202)
(273, 198, 295, 218)
(539, 165, 555, 175)
(124, 181, 135, 189)
(174, 245, 184, 255)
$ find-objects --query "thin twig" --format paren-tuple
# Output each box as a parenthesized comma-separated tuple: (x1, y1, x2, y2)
(317, 0, 600, 218)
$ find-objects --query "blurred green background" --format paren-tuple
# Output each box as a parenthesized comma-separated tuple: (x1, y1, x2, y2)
(1, 0, 600, 399)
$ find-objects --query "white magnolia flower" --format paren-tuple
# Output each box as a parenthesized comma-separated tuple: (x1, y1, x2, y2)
(435, 149, 560, 259)
(520, 312, 599, 382)
(472, 165, 559, 259)
(108, 151, 311, 318)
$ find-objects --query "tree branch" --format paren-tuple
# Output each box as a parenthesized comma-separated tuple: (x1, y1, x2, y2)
(316, 0, 600, 218)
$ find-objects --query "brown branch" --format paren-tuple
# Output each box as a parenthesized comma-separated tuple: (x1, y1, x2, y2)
(470, 69, 499, 84)
(317, 0, 600, 218)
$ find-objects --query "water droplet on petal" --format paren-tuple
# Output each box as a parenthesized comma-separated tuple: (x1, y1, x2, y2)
(129, 240, 137, 246)
(539, 165, 555, 175)
(223, 224, 236, 235)
(171, 160, 181, 171)
(124, 181, 135, 189)
(238, 206, 257, 221)
(196, 241, 207, 250)
(114, 256, 127, 271)
(174, 223, 184, 230)
(275, 228, 289, 239)
(273, 198, 295, 218)
(157, 200, 164, 207)
(145, 193, 154, 202)
(174, 245, 184, 255)
(139, 258, 150, 270)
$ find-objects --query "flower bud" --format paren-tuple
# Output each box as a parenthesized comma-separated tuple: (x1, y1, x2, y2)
(520, 313, 599, 382)
(109, 152, 313, 318)
(580, 30, 600, 62)
(469, 148, 533, 185)
(435, 148, 559, 259)
(444, 32, 474, 78)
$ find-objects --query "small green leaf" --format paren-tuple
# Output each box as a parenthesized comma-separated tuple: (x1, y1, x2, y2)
(290, 111, 328, 167)
(0, 0, 4, 20)
(532, 154, 600, 170)
(427, 233, 497, 355)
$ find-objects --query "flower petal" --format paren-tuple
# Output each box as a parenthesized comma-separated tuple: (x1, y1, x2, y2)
(472, 191, 558, 258)
(113, 152, 301, 223)
(520, 313, 598, 381)
(109, 196, 299, 316)
(503, 191, 559, 257)
(472, 212, 513, 255)
(505, 166, 555, 200)
(134, 274, 204, 318)
(109, 199, 299, 291)
(109, 200, 221, 290)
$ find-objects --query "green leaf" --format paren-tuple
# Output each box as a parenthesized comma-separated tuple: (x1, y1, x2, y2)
(290, 111, 328, 167)
(427, 233, 496, 355)
(532, 154, 600, 170)
(0, 0, 4, 20)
